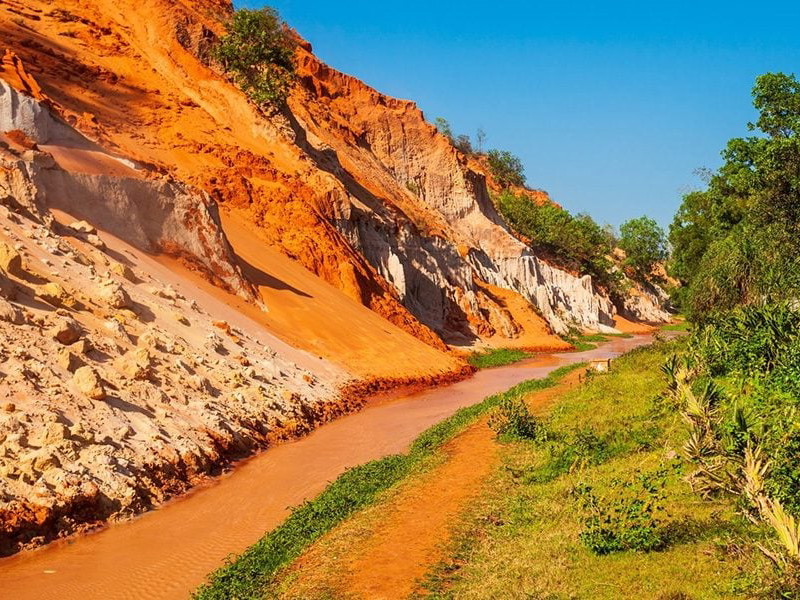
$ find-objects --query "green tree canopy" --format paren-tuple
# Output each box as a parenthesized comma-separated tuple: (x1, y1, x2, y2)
(487, 150, 526, 188)
(434, 117, 453, 140)
(213, 8, 297, 107)
(618, 216, 667, 276)
(669, 72, 800, 318)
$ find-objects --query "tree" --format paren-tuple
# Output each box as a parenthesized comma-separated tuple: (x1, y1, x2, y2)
(601, 223, 617, 246)
(212, 7, 297, 107)
(454, 134, 473, 154)
(619, 216, 667, 276)
(434, 117, 453, 140)
(669, 72, 800, 317)
(487, 149, 525, 188)
(476, 127, 486, 153)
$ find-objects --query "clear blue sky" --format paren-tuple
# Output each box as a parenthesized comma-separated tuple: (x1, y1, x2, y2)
(236, 1, 800, 229)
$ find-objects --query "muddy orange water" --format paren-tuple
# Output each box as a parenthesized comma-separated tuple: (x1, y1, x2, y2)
(0, 335, 653, 600)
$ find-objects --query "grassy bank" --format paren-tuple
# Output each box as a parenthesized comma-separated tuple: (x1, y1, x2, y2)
(194, 363, 587, 599)
(419, 340, 771, 598)
(564, 332, 634, 352)
(661, 321, 691, 332)
(467, 348, 532, 369)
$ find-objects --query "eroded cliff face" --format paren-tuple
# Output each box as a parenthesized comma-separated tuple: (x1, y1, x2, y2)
(0, 0, 664, 355)
(0, 49, 468, 555)
(0, 75, 363, 555)
(1, 75, 256, 300)
(291, 46, 625, 338)
(0, 0, 453, 350)
(0, 0, 672, 555)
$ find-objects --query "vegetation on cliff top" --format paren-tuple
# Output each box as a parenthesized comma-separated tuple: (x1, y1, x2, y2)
(213, 7, 297, 107)
(432, 117, 669, 299)
(486, 149, 526, 187)
(494, 188, 621, 292)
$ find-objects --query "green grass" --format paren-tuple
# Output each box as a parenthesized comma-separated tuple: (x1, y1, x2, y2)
(565, 332, 634, 352)
(467, 348, 532, 369)
(193, 363, 587, 600)
(661, 321, 692, 331)
(419, 340, 772, 599)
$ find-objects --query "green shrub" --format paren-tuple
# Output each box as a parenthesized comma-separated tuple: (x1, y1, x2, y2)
(487, 149, 525, 187)
(489, 395, 542, 440)
(525, 428, 607, 483)
(434, 117, 453, 140)
(212, 7, 297, 107)
(767, 427, 800, 516)
(619, 216, 668, 278)
(690, 304, 800, 376)
(576, 468, 671, 555)
(521, 423, 649, 485)
(433, 117, 475, 154)
(669, 73, 800, 318)
(676, 305, 800, 532)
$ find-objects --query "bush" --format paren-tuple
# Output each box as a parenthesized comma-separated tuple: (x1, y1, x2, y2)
(525, 427, 612, 484)
(454, 134, 473, 154)
(576, 468, 670, 555)
(683, 223, 800, 319)
(678, 304, 800, 525)
(487, 149, 525, 187)
(434, 117, 453, 140)
(212, 7, 297, 107)
(434, 118, 475, 155)
(489, 395, 542, 440)
(767, 428, 800, 516)
(690, 304, 800, 375)
(669, 73, 800, 317)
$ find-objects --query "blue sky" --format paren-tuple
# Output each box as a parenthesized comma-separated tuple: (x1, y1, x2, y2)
(236, 1, 800, 229)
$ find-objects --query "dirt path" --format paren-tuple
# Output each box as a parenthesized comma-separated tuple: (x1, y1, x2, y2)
(282, 370, 586, 599)
(346, 420, 497, 599)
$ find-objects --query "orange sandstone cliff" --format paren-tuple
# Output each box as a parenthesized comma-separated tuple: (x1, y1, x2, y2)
(0, 0, 669, 554)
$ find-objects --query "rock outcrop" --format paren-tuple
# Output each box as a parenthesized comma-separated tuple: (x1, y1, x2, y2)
(0, 78, 256, 303)
(0, 184, 344, 555)
(0, 0, 660, 351)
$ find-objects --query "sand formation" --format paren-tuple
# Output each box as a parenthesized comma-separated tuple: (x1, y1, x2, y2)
(0, 0, 669, 554)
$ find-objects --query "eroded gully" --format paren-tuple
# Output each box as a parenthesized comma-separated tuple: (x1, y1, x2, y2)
(0, 334, 654, 600)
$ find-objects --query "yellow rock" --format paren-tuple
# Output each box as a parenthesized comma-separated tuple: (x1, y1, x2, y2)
(37, 282, 78, 309)
(0, 241, 23, 276)
(109, 261, 137, 283)
(72, 366, 105, 400)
